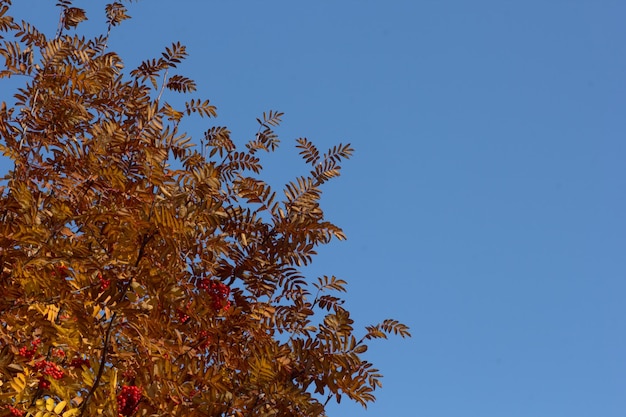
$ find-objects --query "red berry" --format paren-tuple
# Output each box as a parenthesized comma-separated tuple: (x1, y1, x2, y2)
(122, 368, 136, 380)
(202, 280, 231, 311)
(7, 406, 25, 416)
(98, 273, 111, 291)
(18, 339, 42, 360)
(70, 357, 90, 368)
(117, 385, 142, 416)
(34, 360, 64, 379)
(38, 377, 50, 389)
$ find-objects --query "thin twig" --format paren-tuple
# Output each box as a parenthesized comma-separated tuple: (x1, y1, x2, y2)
(79, 311, 118, 417)
(78, 234, 151, 415)
(155, 69, 169, 103)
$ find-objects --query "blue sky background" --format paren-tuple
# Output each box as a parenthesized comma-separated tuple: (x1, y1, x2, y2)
(3, 1, 626, 416)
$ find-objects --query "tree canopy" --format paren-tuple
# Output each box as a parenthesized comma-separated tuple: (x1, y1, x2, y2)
(0, 1, 410, 416)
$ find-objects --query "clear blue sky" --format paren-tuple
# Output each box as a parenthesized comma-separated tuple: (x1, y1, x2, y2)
(3, 1, 626, 416)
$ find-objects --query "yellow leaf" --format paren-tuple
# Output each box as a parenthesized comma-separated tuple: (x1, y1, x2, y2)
(45, 397, 55, 411)
(110, 368, 118, 402)
(9, 373, 26, 392)
(62, 409, 81, 417)
(45, 304, 60, 322)
(82, 367, 94, 386)
(54, 401, 67, 414)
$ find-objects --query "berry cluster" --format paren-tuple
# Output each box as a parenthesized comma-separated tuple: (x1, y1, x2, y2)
(198, 330, 212, 349)
(7, 406, 25, 416)
(198, 279, 231, 311)
(52, 348, 65, 358)
(177, 309, 191, 324)
(98, 272, 111, 291)
(34, 360, 64, 379)
(70, 357, 90, 368)
(122, 368, 136, 381)
(18, 339, 41, 360)
(38, 378, 50, 390)
(117, 385, 142, 416)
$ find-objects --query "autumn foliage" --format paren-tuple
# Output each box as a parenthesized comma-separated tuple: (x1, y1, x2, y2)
(0, 1, 409, 416)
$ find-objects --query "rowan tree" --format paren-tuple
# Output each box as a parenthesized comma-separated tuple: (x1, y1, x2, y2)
(0, 1, 410, 416)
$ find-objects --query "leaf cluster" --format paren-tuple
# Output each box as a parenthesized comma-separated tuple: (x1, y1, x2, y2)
(0, 2, 410, 416)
